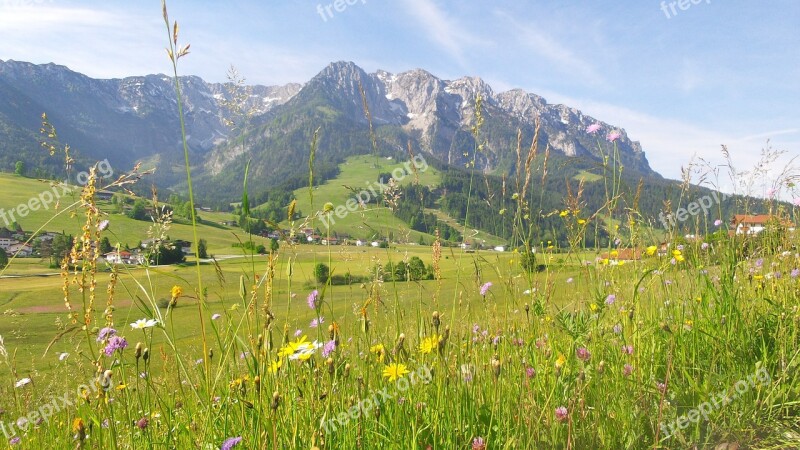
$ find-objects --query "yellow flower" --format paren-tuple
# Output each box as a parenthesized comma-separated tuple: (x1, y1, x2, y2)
(382, 363, 410, 382)
(610, 250, 618, 258)
(577, 219, 586, 225)
(268, 359, 282, 374)
(590, 303, 598, 312)
(278, 335, 308, 358)
(601, 258, 610, 265)
(115, 383, 127, 391)
(72, 418, 85, 433)
(171, 285, 182, 299)
(675, 254, 685, 262)
(370, 343, 386, 363)
(559, 210, 569, 217)
(696, 296, 702, 303)
(672, 249, 682, 257)
(419, 335, 440, 354)
(646, 245, 657, 256)
(618, 260, 625, 266)
(555, 354, 566, 368)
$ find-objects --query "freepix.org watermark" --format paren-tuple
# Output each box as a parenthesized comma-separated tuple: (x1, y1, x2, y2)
(657, 190, 728, 229)
(0, 159, 113, 228)
(660, 0, 711, 19)
(319, 154, 428, 228)
(316, 0, 366, 22)
(660, 365, 770, 439)
(321, 364, 431, 434)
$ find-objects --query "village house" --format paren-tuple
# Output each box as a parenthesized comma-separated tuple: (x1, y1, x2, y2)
(731, 214, 794, 235)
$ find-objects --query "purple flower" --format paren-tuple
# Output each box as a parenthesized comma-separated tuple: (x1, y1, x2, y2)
(136, 417, 148, 430)
(791, 268, 799, 279)
(621, 345, 634, 355)
(97, 327, 117, 342)
(701, 242, 710, 250)
(310, 317, 324, 328)
(775, 271, 783, 279)
(714, 219, 722, 227)
(294, 329, 303, 337)
(480, 282, 493, 296)
(221, 436, 243, 450)
(525, 367, 536, 378)
(472, 324, 480, 334)
(605, 294, 616, 305)
(98, 219, 110, 231)
(492, 335, 501, 346)
(755, 258, 764, 268)
(677, 244, 684, 251)
(613, 323, 622, 334)
(585, 123, 601, 134)
(606, 131, 621, 142)
(555, 406, 569, 422)
(472, 437, 487, 450)
(322, 339, 337, 357)
(623, 363, 634, 376)
(656, 381, 667, 393)
(307, 290, 319, 310)
(576, 347, 591, 361)
(9, 437, 21, 446)
(103, 336, 128, 356)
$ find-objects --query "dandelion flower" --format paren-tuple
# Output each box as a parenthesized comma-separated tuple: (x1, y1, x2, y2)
(130, 318, 158, 330)
(419, 335, 440, 354)
(170, 285, 182, 299)
(646, 245, 657, 256)
(555, 354, 566, 368)
(382, 363, 410, 382)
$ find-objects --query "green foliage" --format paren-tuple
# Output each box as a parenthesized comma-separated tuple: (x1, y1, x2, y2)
(197, 238, 208, 259)
(0, 247, 7, 268)
(14, 161, 24, 176)
(127, 198, 148, 221)
(149, 244, 186, 265)
(314, 262, 330, 283)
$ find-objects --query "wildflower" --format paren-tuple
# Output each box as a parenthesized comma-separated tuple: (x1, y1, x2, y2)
(58, 352, 69, 361)
(589, 302, 598, 312)
(586, 123, 601, 134)
(576, 347, 591, 362)
(755, 258, 764, 268)
(170, 285, 182, 299)
(606, 131, 621, 142)
(559, 210, 569, 217)
(130, 318, 158, 330)
(419, 335, 440, 354)
(322, 339, 337, 357)
(310, 317, 324, 328)
(623, 364, 634, 376)
(621, 345, 634, 355)
(605, 294, 616, 305)
(646, 245, 657, 256)
(97, 327, 117, 342)
(791, 268, 799, 278)
(383, 363, 410, 382)
(577, 219, 586, 225)
(307, 289, 319, 310)
(472, 437, 487, 450)
(613, 323, 622, 334)
(136, 417, 148, 430)
(555, 353, 566, 368)
(656, 381, 667, 393)
(211, 313, 221, 320)
(525, 367, 536, 378)
(14, 378, 31, 388)
(9, 436, 20, 445)
(566, 277, 573, 283)
(72, 418, 86, 441)
(480, 282, 492, 296)
(104, 335, 128, 356)
(610, 250, 618, 258)
(268, 359, 282, 374)
(555, 406, 569, 422)
(714, 219, 722, 226)
(221, 437, 243, 450)
(294, 329, 303, 337)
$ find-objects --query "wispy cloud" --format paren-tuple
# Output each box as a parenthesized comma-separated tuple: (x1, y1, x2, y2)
(400, 0, 481, 67)
(493, 10, 602, 86)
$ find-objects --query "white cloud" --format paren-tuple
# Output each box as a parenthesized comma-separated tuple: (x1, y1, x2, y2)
(400, 0, 483, 67)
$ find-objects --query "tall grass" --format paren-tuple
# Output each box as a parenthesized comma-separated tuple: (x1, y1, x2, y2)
(1, 3, 800, 449)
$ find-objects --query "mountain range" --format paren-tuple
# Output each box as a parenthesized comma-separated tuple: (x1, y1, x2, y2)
(0, 59, 660, 201)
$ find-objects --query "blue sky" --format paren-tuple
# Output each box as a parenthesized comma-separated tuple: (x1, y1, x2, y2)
(1, 0, 798, 192)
